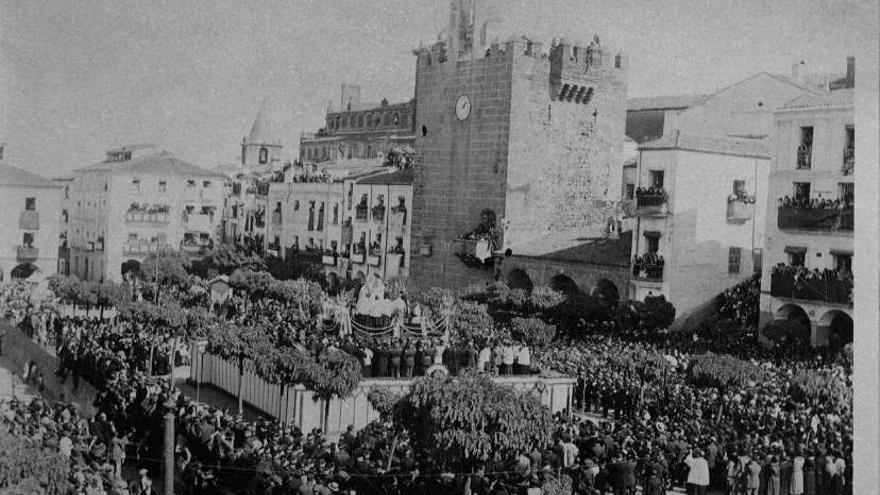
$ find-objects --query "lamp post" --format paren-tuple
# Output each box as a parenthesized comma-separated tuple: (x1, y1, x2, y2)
(162, 397, 176, 495)
(195, 341, 207, 403)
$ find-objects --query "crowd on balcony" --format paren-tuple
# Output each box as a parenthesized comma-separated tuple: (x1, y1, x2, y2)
(728, 192, 756, 204)
(290, 172, 332, 183)
(797, 144, 813, 169)
(633, 253, 665, 279)
(770, 264, 853, 304)
(777, 196, 853, 211)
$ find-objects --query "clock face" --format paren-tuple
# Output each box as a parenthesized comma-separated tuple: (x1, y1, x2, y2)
(455, 94, 471, 121)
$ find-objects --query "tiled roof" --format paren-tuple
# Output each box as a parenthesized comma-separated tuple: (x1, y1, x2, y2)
(507, 231, 632, 267)
(627, 94, 706, 111)
(639, 132, 770, 159)
(356, 169, 414, 185)
(780, 89, 854, 111)
(78, 151, 225, 178)
(0, 164, 60, 188)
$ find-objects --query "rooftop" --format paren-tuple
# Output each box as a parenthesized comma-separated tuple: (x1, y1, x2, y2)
(627, 94, 706, 112)
(356, 169, 414, 185)
(0, 163, 60, 189)
(507, 231, 632, 267)
(779, 88, 854, 111)
(78, 150, 226, 178)
(639, 132, 771, 159)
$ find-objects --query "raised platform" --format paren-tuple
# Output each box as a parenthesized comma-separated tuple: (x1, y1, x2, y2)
(189, 344, 576, 437)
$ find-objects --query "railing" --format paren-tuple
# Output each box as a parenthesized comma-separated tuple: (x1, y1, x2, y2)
(126, 210, 171, 224)
(632, 262, 664, 281)
(796, 147, 812, 169)
(122, 242, 165, 255)
(355, 205, 368, 222)
(727, 199, 754, 223)
(777, 207, 854, 232)
(635, 194, 668, 216)
(770, 270, 852, 305)
(19, 211, 39, 230)
(16, 246, 39, 262)
(351, 252, 366, 264)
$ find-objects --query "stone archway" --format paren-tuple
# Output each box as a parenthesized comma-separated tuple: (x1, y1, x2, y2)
(121, 260, 141, 280)
(776, 303, 810, 328)
(549, 274, 579, 296)
(592, 279, 620, 305)
(10, 263, 38, 280)
(506, 268, 534, 293)
(820, 310, 853, 348)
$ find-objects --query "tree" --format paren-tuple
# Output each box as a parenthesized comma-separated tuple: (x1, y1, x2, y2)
(762, 319, 810, 347)
(301, 348, 362, 434)
(209, 322, 273, 416)
(205, 244, 267, 275)
(367, 387, 402, 421)
(510, 317, 556, 348)
(141, 251, 192, 290)
(0, 430, 70, 495)
(392, 372, 553, 473)
(449, 300, 502, 346)
(688, 352, 767, 422)
(229, 269, 276, 302)
(96, 281, 130, 319)
(615, 296, 676, 333)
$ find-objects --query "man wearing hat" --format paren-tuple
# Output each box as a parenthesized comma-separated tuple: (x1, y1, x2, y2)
(128, 469, 152, 495)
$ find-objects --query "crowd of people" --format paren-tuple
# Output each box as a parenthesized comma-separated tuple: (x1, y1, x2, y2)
(776, 196, 853, 211)
(0, 278, 853, 495)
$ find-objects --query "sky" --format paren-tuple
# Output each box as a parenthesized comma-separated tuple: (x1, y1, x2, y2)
(0, 0, 872, 177)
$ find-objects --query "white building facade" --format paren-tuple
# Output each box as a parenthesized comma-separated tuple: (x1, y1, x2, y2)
(759, 88, 854, 347)
(67, 146, 226, 282)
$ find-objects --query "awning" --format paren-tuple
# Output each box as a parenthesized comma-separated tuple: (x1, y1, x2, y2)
(829, 249, 853, 256)
(643, 231, 662, 238)
(784, 246, 807, 254)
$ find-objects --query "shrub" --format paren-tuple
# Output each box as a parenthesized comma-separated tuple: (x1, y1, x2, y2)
(449, 300, 500, 347)
(526, 286, 565, 313)
(511, 317, 557, 347)
(616, 296, 676, 333)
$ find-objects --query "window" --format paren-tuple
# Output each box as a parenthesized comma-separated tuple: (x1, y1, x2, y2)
(132, 179, 141, 192)
(728, 247, 741, 274)
(358, 114, 364, 127)
(785, 246, 806, 267)
(649, 170, 664, 189)
(342, 115, 348, 127)
(625, 184, 635, 200)
(333, 203, 339, 224)
(797, 127, 813, 169)
(25, 197, 36, 211)
(732, 180, 746, 195)
(348, 185, 353, 209)
(294, 200, 300, 211)
(752, 248, 763, 274)
(331, 241, 337, 252)
(22, 232, 34, 247)
(644, 232, 660, 254)
(275, 201, 281, 212)
(186, 180, 196, 188)
(309, 238, 315, 248)
(833, 251, 853, 272)
(838, 182, 854, 203)
(203, 180, 211, 188)
(158, 181, 167, 194)
(793, 182, 811, 202)
(273, 235, 280, 246)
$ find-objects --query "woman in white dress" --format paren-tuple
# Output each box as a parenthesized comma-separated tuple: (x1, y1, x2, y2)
(790, 451, 805, 495)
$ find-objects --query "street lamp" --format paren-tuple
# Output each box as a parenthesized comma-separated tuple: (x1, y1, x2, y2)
(195, 341, 207, 403)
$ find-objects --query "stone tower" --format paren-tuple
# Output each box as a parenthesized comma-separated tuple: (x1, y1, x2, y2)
(408, 0, 629, 290)
(241, 100, 283, 168)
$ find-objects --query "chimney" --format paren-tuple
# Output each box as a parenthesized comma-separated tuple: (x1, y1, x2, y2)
(846, 56, 855, 83)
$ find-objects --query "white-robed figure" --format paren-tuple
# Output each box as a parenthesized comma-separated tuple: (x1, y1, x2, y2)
(331, 296, 352, 338)
(411, 305, 428, 337)
(391, 295, 406, 339)
(355, 274, 387, 318)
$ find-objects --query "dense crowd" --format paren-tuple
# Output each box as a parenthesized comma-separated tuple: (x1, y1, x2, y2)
(0, 279, 853, 495)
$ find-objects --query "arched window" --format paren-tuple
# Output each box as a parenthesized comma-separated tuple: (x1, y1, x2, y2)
(259, 147, 268, 164)
(366, 114, 372, 127)
(393, 112, 400, 126)
(366, 145, 373, 158)
(358, 114, 364, 127)
(384, 113, 392, 126)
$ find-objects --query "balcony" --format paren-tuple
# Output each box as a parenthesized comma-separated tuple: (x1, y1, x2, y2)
(16, 246, 39, 262)
(777, 206, 854, 232)
(126, 209, 170, 224)
(180, 241, 212, 255)
(770, 266, 852, 305)
(350, 252, 365, 264)
(796, 147, 812, 169)
(322, 254, 337, 266)
(632, 254, 665, 282)
(727, 197, 755, 223)
(19, 211, 39, 230)
(367, 254, 381, 266)
(184, 213, 213, 232)
(123, 241, 168, 255)
(355, 205, 368, 222)
(386, 251, 404, 268)
(635, 192, 669, 216)
(842, 148, 854, 176)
